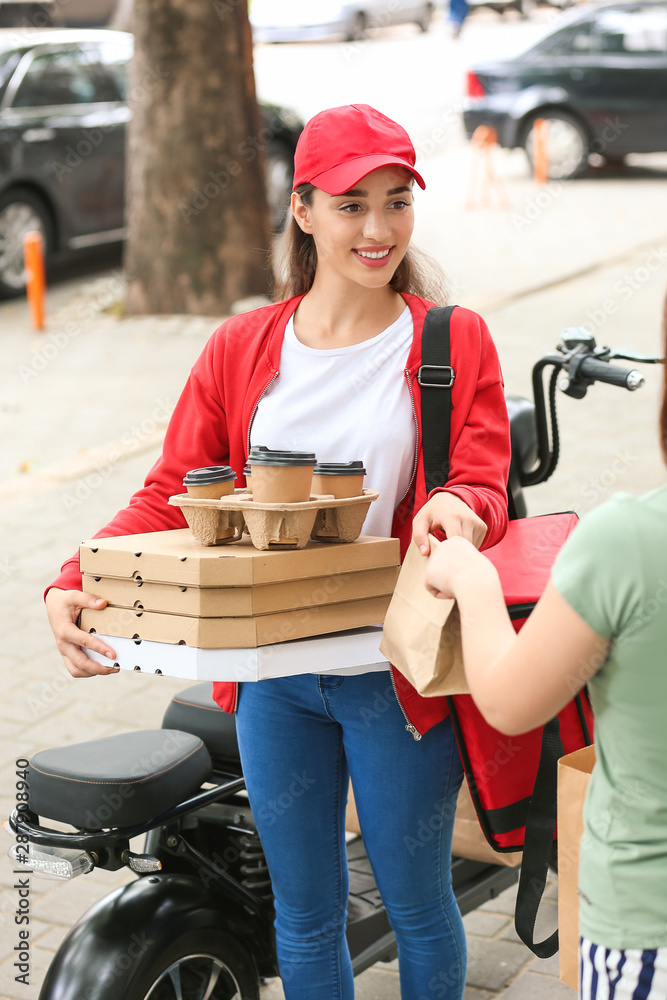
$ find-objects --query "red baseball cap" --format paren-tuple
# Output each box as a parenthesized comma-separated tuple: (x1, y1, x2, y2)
(292, 104, 425, 194)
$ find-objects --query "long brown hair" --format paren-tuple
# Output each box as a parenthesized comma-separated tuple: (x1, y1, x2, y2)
(271, 183, 449, 305)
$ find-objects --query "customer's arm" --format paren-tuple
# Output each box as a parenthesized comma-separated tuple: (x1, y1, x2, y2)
(424, 536, 608, 735)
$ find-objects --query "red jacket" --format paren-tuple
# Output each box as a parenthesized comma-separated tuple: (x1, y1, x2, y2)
(49, 293, 510, 737)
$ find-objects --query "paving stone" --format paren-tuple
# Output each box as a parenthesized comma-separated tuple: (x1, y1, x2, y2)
(466, 936, 531, 993)
(464, 991, 495, 1000)
(30, 876, 108, 928)
(499, 900, 559, 946)
(496, 970, 576, 998)
(478, 879, 519, 917)
(544, 877, 559, 901)
(0, 936, 55, 1000)
(527, 951, 562, 979)
(24, 923, 69, 955)
(350, 967, 402, 999)
(15, 715, 121, 749)
(463, 910, 512, 939)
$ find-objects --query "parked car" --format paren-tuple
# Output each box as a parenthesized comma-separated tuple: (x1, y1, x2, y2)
(0, 0, 116, 27)
(462, 0, 667, 179)
(249, 0, 436, 43)
(0, 28, 303, 297)
(467, 0, 575, 19)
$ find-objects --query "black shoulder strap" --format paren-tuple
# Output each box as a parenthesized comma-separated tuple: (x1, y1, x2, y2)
(420, 305, 457, 494)
(513, 716, 564, 958)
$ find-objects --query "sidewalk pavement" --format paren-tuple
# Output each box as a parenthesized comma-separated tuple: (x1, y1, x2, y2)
(1, 143, 666, 999)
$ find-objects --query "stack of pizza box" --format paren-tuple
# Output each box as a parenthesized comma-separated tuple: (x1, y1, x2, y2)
(79, 529, 400, 681)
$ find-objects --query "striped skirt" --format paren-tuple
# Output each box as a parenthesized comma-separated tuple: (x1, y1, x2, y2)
(580, 938, 667, 999)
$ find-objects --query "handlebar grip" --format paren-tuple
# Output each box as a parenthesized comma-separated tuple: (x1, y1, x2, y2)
(577, 356, 644, 390)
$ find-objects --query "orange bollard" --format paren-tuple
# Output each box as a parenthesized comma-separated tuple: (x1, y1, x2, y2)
(466, 125, 509, 211)
(532, 118, 549, 184)
(23, 230, 46, 331)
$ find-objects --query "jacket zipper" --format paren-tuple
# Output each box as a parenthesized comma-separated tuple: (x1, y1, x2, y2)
(246, 370, 280, 457)
(389, 665, 422, 741)
(390, 368, 422, 740)
(230, 369, 281, 713)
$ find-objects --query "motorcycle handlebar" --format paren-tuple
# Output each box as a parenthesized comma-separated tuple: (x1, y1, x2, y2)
(574, 355, 645, 391)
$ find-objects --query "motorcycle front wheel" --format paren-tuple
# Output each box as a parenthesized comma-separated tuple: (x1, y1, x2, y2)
(125, 927, 259, 1000)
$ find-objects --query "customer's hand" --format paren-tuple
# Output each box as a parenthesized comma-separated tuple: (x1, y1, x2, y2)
(45, 588, 119, 678)
(412, 492, 488, 556)
(424, 535, 494, 601)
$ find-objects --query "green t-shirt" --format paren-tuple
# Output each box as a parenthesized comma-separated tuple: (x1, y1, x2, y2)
(552, 487, 667, 950)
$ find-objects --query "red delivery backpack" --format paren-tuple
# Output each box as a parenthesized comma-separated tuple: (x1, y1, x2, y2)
(420, 306, 594, 959)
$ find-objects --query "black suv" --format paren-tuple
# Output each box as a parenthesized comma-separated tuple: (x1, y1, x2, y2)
(0, 28, 303, 296)
(463, 1, 667, 179)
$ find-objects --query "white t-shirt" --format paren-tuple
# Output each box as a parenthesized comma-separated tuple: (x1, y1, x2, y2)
(250, 306, 416, 537)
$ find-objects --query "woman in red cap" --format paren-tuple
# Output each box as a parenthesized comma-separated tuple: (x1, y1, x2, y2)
(46, 104, 511, 999)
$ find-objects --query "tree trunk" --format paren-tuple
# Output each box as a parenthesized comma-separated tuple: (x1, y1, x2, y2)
(124, 0, 270, 315)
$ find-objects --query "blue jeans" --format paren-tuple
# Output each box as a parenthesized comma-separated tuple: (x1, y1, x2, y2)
(236, 671, 466, 1000)
(448, 0, 469, 26)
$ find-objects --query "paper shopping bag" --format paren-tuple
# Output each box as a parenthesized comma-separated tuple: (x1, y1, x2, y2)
(557, 744, 596, 990)
(379, 536, 469, 696)
(452, 779, 522, 868)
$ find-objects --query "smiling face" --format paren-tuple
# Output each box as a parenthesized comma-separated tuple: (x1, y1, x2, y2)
(291, 165, 415, 292)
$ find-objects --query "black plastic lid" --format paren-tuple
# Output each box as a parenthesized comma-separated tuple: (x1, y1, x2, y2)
(249, 447, 316, 467)
(243, 464, 251, 475)
(183, 465, 236, 486)
(313, 461, 366, 476)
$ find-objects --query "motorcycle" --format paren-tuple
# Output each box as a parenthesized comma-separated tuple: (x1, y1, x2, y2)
(5, 328, 661, 1000)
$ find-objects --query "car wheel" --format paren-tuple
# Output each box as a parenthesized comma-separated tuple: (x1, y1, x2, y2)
(417, 3, 434, 31)
(0, 187, 54, 299)
(522, 111, 590, 181)
(347, 11, 367, 41)
(264, 139, 294, 231)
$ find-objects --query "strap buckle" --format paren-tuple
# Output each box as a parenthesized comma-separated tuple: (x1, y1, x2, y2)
(417, 365, 455, 388)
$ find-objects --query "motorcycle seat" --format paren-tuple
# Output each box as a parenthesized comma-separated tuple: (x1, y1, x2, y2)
(506, 394, 538, 478)
(162, 683, 241, 767)
(28, 730, 212, 830)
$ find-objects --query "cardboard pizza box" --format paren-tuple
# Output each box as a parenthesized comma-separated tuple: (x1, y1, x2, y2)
(80, 595, 391, 649)
(82, 565, 399, 617)
(83, 626, 390, 681)
(79, 530, 399, 587)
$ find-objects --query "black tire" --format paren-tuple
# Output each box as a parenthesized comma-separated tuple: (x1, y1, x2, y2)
(126, 927, 259, 1000)
(522, 110, 591, 180)
(417, 3, 434, 31)
(347, 11, 367, 41)
(264, 139, 294, 232)
(0, 186, 54, 298)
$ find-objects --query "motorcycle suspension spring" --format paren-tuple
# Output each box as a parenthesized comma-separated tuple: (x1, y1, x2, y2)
(237, 833, 273, 900)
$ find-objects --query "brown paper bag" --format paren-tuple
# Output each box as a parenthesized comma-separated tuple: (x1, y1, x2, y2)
(452, 780, 522, 867)
(379, 537, 470, 696)
(557, 744, 596, 991)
